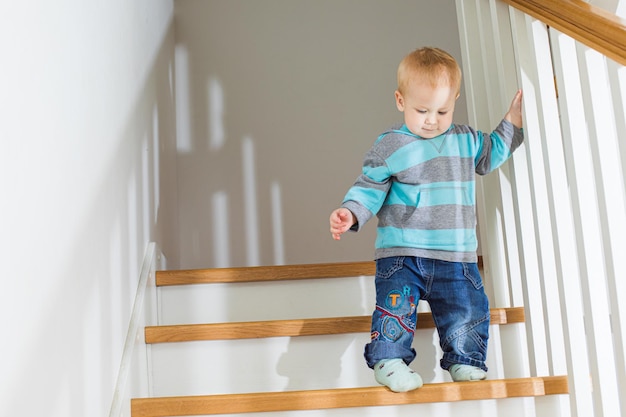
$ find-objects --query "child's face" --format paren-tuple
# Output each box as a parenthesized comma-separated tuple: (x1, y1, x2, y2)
(395, 80, 458, 138)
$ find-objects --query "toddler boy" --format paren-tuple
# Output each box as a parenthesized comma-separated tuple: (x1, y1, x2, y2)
(329, 47, 523, 392)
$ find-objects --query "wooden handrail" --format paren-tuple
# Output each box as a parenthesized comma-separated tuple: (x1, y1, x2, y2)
(503, 0, 626, 66)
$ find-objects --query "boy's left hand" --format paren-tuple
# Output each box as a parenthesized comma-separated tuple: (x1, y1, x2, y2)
(505, 89, 523, 128)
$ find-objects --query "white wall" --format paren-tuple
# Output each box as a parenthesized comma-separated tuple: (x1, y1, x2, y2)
(0, 1, 177, 417)
(174, 0, 469, 269)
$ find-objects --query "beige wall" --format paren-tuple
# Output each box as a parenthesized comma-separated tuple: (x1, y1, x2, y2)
(174, 0, 468, 268)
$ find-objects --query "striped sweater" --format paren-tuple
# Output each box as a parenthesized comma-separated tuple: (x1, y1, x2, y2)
(342, 120, 524, 263)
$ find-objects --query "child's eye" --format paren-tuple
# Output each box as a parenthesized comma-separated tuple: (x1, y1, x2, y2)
(438, 111, 448, 115)
(417, 110, 427, 114)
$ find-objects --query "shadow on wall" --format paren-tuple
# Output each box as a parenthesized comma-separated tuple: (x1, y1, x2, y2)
(175, 54, 289, 269)
(179, 73, 286, 267)
(172, 0, 470, 270)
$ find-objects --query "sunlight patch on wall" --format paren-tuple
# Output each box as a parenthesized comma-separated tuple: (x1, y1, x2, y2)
(175, 45, 192, 153)
(270, 181, 285, 265)
(127, 168, 139, 276)
(152, 104, 160, 223)
(142, 132, 151, 244)
(212, 191, 230, 268)
(208, 77, 225, 150)
(242, 137, 260, 266)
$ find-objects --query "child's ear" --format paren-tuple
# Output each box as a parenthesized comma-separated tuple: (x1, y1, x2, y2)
(395, 90, 405, 111)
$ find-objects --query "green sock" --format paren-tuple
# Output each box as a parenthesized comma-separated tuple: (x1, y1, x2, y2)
(448, 364, 487, 381)
(374, 358, 423, 392)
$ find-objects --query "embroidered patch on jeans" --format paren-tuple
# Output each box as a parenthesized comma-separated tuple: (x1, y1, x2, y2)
(381, 316, 404, 341)
(385, 290, 404, 310)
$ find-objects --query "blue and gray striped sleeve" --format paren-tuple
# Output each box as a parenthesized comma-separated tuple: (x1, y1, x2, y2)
(475, 119, 524, 175)
(341, 149, 392, 231)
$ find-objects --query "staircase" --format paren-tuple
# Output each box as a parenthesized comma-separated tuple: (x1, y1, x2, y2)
(131, 261, 568, 416)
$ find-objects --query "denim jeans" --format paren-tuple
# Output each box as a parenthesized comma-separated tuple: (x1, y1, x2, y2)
(364, 256, 490, 372)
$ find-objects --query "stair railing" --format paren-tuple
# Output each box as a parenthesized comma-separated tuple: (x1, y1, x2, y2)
(109, 242, 165, 417)
(455, 1, 626, 417)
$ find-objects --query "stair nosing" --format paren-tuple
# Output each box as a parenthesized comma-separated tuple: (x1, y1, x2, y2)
(145, 307, 525, 343)
(155, 257, 484, 286)
(156, 261, 376, 286)
(130, 375, 568, 416)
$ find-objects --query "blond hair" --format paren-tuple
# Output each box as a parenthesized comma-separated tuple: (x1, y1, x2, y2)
(397, 47, 462, 95)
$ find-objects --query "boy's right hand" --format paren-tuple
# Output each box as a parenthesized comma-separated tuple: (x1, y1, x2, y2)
(329, 208, 355, 240)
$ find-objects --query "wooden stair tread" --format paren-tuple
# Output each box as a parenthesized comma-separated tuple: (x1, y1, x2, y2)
(156, 257, 484, 286)
(145, 307, 524, 343)
(131, 375, 569, 416)
(156, 261, 376, 286)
